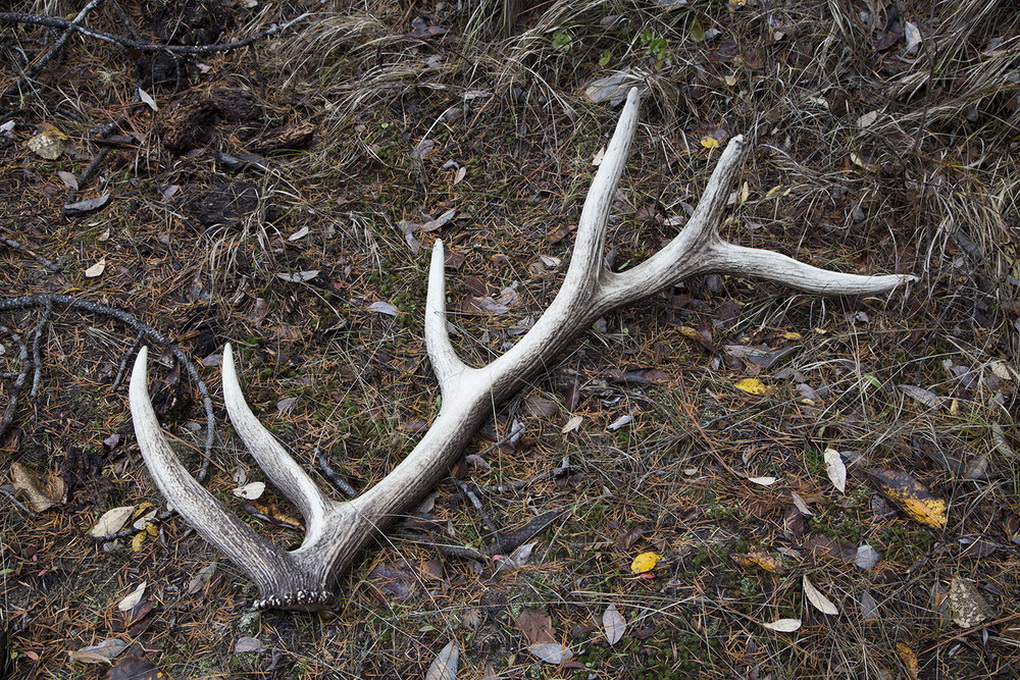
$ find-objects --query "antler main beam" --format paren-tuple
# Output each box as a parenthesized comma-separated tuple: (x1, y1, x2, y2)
(129, 88, 914, 611)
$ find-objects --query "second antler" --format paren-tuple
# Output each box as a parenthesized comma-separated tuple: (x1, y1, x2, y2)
(129, 88, 914, 611)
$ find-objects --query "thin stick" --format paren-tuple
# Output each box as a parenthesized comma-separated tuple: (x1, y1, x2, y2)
(0, 326, 29, 440)
(29, 300, 51, 397)
(0, 0, 102, 99)
(0, 236, 61, 272)
(0, 11, 312, 56)
(315, 447, 357, 499)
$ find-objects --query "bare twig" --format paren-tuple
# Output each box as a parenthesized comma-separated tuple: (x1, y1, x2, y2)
(0, 10, 312, 56)
(487, 510, 562, 556)
(0, 294, 217, 538)
(0, 485, 37, 518)
(0, 236, 61, 272)
(29, 300, 51, 397)
(315, 447, 357, 499)
(0, 0, 102, 99)
(0, 326, 29, 441)
(454, 479, 497, 537)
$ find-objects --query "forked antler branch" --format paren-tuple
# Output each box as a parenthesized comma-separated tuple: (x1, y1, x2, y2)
(130, 88, 914, 610)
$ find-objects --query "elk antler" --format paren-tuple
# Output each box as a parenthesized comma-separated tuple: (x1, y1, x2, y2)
(129, 88, 914, 611)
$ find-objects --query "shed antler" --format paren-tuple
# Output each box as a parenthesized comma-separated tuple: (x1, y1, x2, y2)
(130, 88, 914, 611)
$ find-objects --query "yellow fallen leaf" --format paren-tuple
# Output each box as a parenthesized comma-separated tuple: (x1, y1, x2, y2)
(732, 549, 783, 574)
(780, 332, 802, 340)
(734, 378, 767, 395)
(894, 642, 919, 680)
(131, 531, 148, 552)
(867, 468, 947, 528)
(631, 552, 660, 574)
(700, 136, 720, 150)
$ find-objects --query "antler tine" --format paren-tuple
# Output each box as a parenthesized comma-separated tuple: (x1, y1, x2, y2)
(221, 343, 333, 536)
(129, 347, 291, 586)
(425, 241, 472, 393)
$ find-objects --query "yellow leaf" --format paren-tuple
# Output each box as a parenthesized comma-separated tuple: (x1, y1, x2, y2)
(631, 552, 660, 574)
(764, 184, 784, 199)
(700, 136, 720, 150)
(780, 332, 802, 340)
(130, 532, 148, 552)
(895, 642, 919, 680)
(867, 469, 947, 528)
(734, 378, 767, 395)
(732, 549, 783, 574)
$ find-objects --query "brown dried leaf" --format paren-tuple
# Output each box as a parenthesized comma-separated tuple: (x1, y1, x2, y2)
(11, 462, 64, 511)
(68, 638, 127, 664)
(516, 608, 555, 645)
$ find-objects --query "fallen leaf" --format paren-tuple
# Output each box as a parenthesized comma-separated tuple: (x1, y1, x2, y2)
(186, 562, 217, 595)
(790, 491, 814, 516)
(761, 618, 801, 632)
(423, 208, 457, 232)
(426, 640, 458, 680)
(368, 300, 399, 316)
(107, 653, 161, 680)
(949, 576, 995, 627)
(747, 476, 778, 486)
(11, 462, 64, 511)
(895, 642, 919, 680)
(276, 270, 319, 283)
(517, 608, 555, 645)
(27, 123, 67, 159)
(84, 257, 107, 278)
(607, 414, 633, 431)
(63, 193, 110, 215)
(288, 225, 309, 241)
(802, 575, 840, 615)
(700, 136, 720, 150)
(602, 604, 626, 645)
(68, 638, 127, 664)
(234, 636, 264, 653)
(527, 642, 572, 664)
(90, 506, 135, 537)
(734, 378, 767, 395)
(866, 468, 947, 528)
(232, 482, 265, 500)
(898, 384, 940, 408)
(137, 87, 158, 111)
(631, 552, 660, 574)
(117, 582, 146, 611)
(561, 415, 582, 433)
(57, 170, 78, 191)
(859, 591, 880, 621)
(854, 544, 881, 569)
(732, 549, 783, 574)
(583, 71, 639, 105)
(824, 448, 846, 493)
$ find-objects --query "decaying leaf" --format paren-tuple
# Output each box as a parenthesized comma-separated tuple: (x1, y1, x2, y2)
(232, 482, 265, 500)
(63, 193, 111, 216)
(234, 636, 264, 653)
(630, 552, 660, 574)
(89, 506, 135, 537)
(747, 476, 778, 486)
(425, 640, 458, 680)
(27, 123, 67, 160)
(11, 462, 65, 511)
(867, 468, 947, 528)
(894, 642, 919, 680)
(802, 575, 840, 615)
(898, 384, 940, 408)
(859, 591, 880, 621)
(823, 448, 846, 493)
(732, 549, 784, 574)
(527, 642, 572, 664)
(602, 604, 626, 645)
(186, 562, 217, 595)
(84, 257, 107, 278)
(561, 415, 583, 433)
(761, 618, 801, 632)
(854, 544, 881, 569)
(949, 576, 995, 628)
(734, 377, 767, 395)
(117, 582, 146, 611)
(107, 653, 161, 680)
(68, 638, 128, 664)
(790, 491, 814, 516)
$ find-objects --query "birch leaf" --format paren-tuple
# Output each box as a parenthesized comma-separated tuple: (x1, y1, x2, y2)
(761, 618, 801, 632)
(84, 258, 107, 278)
(117, 582, 146, 611)
(68, 638, 127, 664)
(630, 552, 659, 574)
(232, 482, 265, 500)
(425, 640, 458, 680)
(802, 575, 840, 615)
(790, 491, 814, 516)
(734, 377, 767, 395)
(823, 448, 846, 493)
(602, 604, 626, 645)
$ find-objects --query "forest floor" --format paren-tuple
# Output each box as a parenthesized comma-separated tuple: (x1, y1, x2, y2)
(1, 0, 1018, 678)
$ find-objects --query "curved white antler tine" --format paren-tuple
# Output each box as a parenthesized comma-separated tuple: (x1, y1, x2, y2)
(221, 344, 332, 532)
(129, 347, 287, 580)
(704, 244, 917, 295)
(424, 240, 472, 393)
